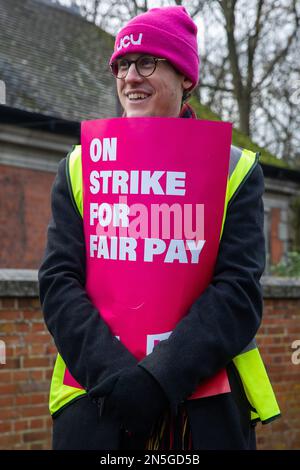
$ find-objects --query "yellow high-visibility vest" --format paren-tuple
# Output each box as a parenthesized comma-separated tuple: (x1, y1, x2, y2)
(49, 144, 281, 425)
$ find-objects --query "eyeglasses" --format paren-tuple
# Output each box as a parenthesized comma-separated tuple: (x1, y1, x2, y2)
(110, 55, 167, 79)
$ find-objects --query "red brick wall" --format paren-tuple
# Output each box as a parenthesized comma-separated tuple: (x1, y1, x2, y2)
(255, 298, 300, 449)
(0, 297, 54, 449)
(0, 295, 299, 450)
(0, 165, 55, 269)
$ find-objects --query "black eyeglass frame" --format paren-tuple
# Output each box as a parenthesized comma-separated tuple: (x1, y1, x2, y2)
(110, 56, 168, 79)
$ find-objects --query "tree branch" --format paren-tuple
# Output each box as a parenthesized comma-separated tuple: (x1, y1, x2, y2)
(253, 0, 299, 92)
(247, 0, 264, 92)
(201, 83, 234, 92)
(220, 0, 244, 100)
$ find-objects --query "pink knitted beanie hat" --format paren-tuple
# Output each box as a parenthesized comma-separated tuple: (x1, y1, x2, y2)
(110, 6, 199, 89)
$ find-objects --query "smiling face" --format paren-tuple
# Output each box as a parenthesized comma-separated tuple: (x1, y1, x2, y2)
(115, 53, 193, 118)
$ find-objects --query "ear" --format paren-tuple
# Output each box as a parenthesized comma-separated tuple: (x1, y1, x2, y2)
(182, 76, 193, 91)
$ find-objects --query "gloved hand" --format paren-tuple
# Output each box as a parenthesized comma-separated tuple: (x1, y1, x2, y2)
(103, 365, 169, 435)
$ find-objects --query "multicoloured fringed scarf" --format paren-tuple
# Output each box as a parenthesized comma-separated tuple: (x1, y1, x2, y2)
(144, 404, 193, 450)
(180, 102, 197, 119)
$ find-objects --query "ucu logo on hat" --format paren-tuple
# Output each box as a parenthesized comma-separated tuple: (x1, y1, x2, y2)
(116, 33, 143, 51)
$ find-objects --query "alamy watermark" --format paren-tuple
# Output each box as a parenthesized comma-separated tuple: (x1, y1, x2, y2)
(291, 339, 300, 365)
(0, 80, 6, 105)
(89, 195, 206, 263)
(0, 340, 6, 364)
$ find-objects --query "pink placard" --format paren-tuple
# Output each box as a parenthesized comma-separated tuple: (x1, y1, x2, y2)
(64, 117, 232, 400)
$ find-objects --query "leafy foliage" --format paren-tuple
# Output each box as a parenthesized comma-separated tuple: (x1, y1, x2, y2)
(270, 251, 300, 277)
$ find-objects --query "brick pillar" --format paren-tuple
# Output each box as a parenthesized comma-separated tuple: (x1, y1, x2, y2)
(270, 208, 284, 265)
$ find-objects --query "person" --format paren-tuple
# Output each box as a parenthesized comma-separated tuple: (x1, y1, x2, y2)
(38, 6, 280, 451)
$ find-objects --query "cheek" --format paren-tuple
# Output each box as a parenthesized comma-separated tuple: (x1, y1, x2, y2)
(159, 74, 181, 97)
(157, 81, 181, 109)
(117, 83, 124, 103)
(155, 80, 174, 103)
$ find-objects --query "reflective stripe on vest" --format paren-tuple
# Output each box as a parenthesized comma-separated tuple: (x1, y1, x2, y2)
(49, 144, 281, 424)
(233, 339, 280, 423)
(49, 352, 86, 415)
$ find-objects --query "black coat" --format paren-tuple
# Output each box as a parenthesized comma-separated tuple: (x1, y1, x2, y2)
(38, 142, 265, 450)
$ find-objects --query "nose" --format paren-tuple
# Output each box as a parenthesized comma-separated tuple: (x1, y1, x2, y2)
(125, 62, 143, 82)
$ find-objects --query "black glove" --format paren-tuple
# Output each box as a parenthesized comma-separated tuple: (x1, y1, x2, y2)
(103, 365, 169, 435)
